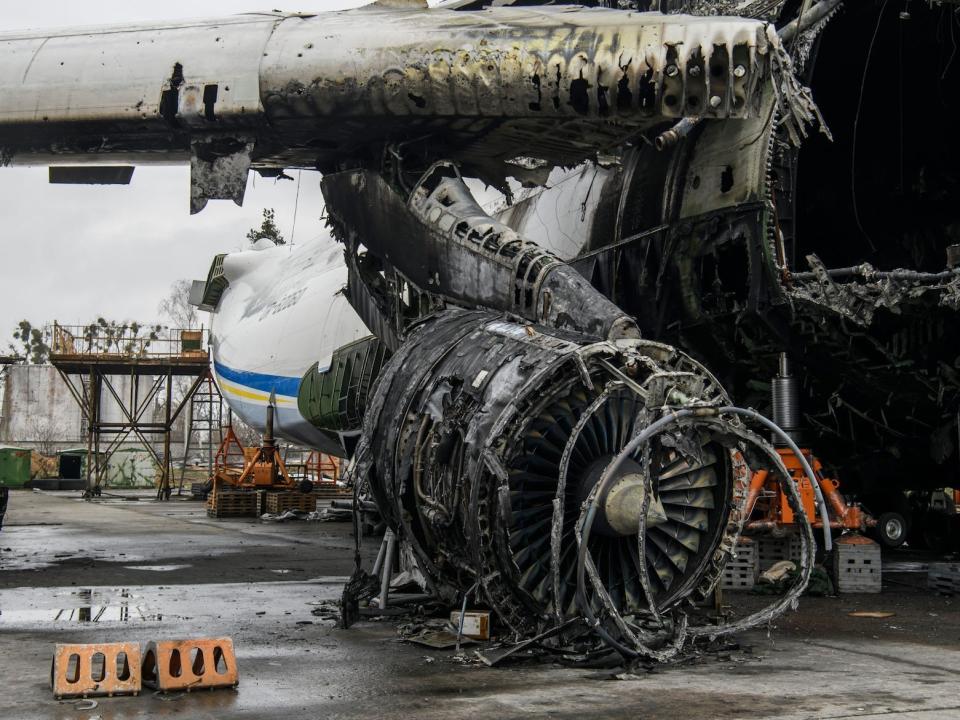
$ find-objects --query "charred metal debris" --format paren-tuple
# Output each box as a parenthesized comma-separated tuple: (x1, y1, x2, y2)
(12, 0, 954, 663)
(309, 4, 834, 661)
(343, 309, 820, 661)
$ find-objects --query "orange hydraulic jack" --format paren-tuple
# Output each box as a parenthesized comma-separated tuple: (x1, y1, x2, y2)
(305, 450, 341, 485)
(210, 424, 247, 482)
(208, 399, 293, 509)
(746, 353, 877, 536)
(745, 447, 876, 533)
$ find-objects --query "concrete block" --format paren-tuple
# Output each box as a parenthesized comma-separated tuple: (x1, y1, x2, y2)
(142, 638, 238, 692)
(721, 536, 758, 590)
(832, 534, 881, 594)
(51, 642, 140, 699)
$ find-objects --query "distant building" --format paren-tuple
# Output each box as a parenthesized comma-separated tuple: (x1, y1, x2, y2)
(0, 364, 83, 452)
(0, 363, 187, 459)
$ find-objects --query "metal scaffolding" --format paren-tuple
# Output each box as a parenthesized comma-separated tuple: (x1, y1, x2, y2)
(48, 322, 213, 499)
(177, 373, 225, 495)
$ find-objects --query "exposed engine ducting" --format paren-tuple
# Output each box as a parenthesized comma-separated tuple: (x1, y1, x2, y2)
(322, 163, 640, 343)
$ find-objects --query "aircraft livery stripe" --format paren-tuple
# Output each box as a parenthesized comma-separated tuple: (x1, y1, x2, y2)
(213, 360, 300, 398)
(217, 379, 297, 405)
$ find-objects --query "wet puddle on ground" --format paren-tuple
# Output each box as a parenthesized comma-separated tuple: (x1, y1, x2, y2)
(0, 579, 345, 628)
(0, 587, 168, 624)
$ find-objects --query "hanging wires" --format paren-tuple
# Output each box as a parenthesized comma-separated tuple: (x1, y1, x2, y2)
(289, 169, 302, 246)
(851, 0, 890, 253)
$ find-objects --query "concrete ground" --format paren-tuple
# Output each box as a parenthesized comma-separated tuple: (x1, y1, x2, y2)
(1, 490, 958, 720)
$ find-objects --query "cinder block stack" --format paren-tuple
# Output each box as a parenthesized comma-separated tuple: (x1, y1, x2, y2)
(756, 535, 802, 572)
(831, 534, 881, 593)
(721, 536, 759, 590)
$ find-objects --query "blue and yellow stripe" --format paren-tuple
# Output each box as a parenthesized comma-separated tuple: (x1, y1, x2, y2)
(213, 360, 299, 406)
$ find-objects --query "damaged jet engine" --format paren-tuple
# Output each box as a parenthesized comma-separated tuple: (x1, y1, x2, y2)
(353, 309, 738, 631)
(349, 307, 820, 656)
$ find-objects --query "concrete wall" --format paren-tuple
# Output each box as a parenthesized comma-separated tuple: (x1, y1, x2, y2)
(0, 364, 83, 449)
(0, 364, 196, 459)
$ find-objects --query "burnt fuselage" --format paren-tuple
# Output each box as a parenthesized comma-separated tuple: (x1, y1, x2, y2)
(514, 1, 960, 497)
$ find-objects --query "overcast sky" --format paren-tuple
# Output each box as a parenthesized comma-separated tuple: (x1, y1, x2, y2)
(0, 1, 372, 347)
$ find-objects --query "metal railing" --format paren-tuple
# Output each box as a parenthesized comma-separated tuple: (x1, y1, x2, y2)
(49, 322, 207, 359)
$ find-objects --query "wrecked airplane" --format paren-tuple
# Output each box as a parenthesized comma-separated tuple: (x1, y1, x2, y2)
(1, 0, 957, 658)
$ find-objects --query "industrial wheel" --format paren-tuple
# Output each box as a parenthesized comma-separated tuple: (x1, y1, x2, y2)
(876, 511, 907, 549)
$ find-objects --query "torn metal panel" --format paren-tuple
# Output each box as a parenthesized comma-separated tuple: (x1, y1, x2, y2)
(48, 166, 134, 184)
(496, 164, 620, 261)
(189, 137, 254, 214)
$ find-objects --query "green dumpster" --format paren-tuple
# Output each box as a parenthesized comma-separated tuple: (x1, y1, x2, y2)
(0, 446, 31, 488)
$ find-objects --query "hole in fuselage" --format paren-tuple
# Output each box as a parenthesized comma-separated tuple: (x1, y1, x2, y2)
(202, 84, 218, 121)
(720, 166, 734, 193)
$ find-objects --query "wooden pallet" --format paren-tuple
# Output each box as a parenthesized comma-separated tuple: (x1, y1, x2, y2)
(264, 491, 317, 514)
(207, 490, 259, 518)
(311, 484, 351, 500)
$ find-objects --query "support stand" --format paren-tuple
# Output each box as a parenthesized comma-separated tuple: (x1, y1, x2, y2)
(48, 324, 211, 500)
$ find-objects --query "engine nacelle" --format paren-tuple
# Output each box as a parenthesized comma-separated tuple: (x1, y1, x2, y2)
(352, 309, 743, 634)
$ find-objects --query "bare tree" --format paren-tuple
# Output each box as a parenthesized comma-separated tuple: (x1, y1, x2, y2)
(158, 279, 200, 330)
(26, 416, 65, 455)
(231, 416, 261, 448)
(158, 280, 204, 426)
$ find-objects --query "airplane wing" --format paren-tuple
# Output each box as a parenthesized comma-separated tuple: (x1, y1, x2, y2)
(0, 2, 786, 211)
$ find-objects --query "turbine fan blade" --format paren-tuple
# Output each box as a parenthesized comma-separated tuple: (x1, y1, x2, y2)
(657, 467, 718, 492)
(657, 448, 718, 480)
(665, 506, 711, 531)
(659, 488, 716, 509)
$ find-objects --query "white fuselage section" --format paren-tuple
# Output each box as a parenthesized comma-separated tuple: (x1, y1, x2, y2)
(210, 235, 369, 454)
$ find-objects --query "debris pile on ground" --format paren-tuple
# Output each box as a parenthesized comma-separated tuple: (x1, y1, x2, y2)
(259, 506, 350, 522)
(752, 563, 835, 597)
